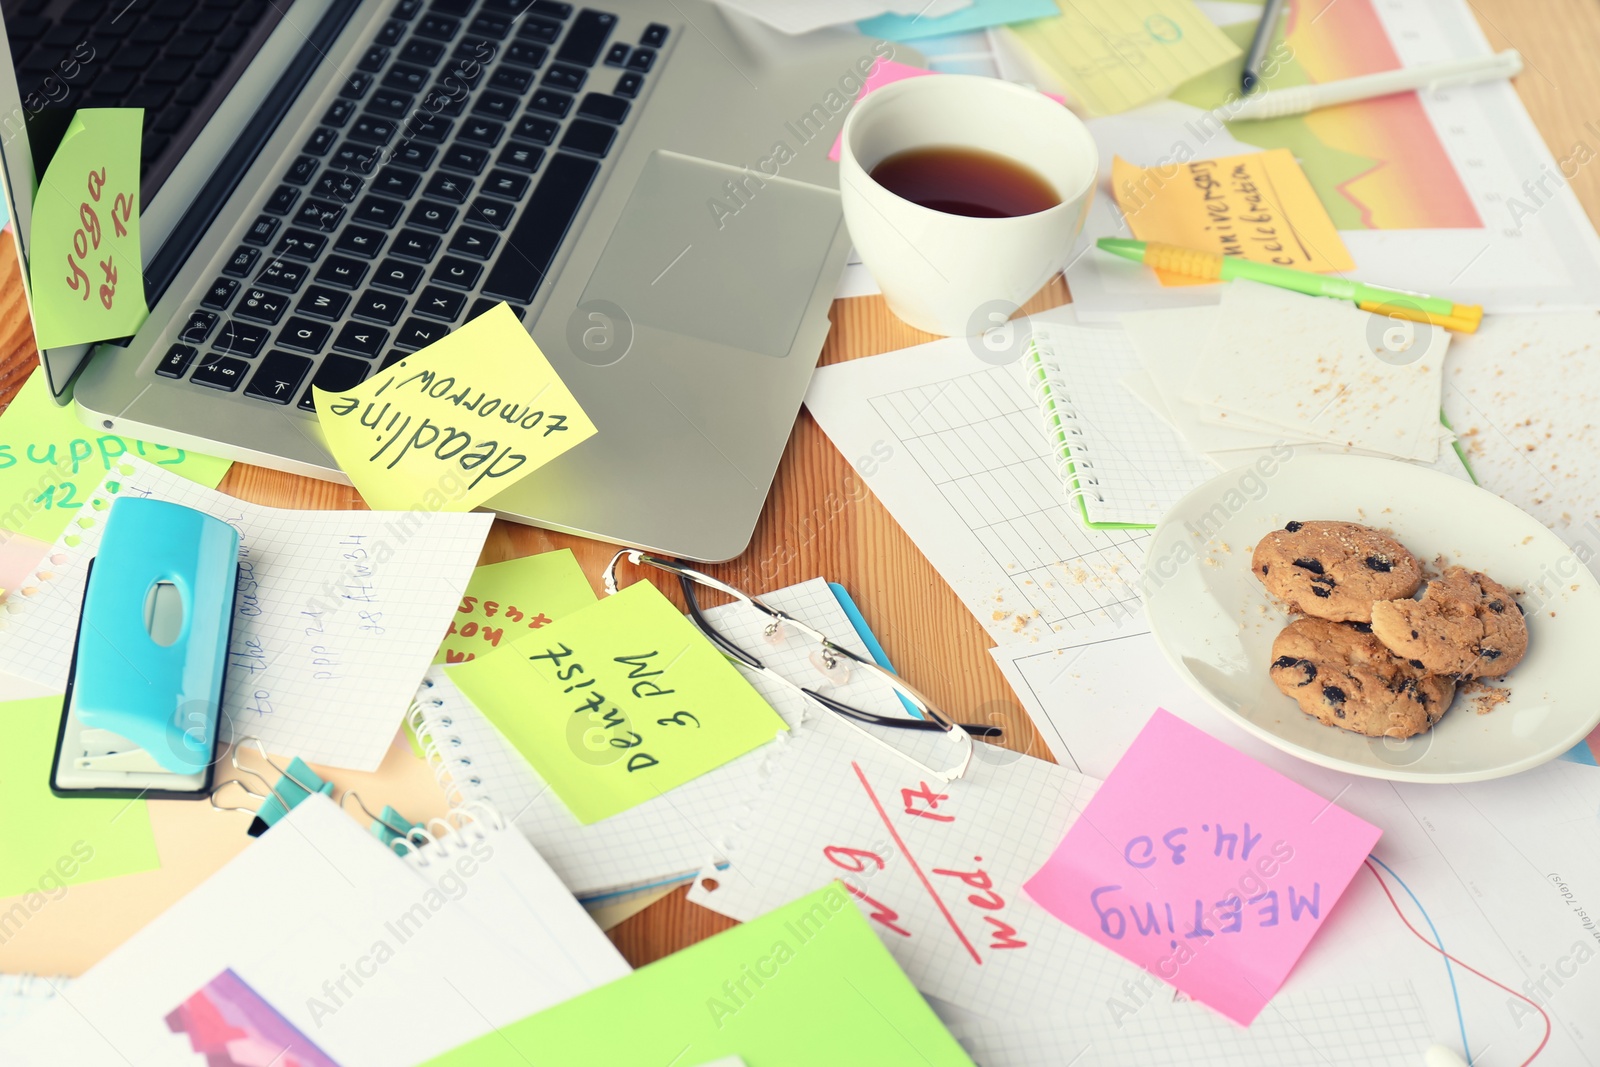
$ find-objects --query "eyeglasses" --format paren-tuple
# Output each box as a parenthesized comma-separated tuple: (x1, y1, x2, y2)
(603, 551, 999, 782)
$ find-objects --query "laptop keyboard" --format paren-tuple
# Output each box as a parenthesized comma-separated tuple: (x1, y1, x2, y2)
(158, 0, 666, 412)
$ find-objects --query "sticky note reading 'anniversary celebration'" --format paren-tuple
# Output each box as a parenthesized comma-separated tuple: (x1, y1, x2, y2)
(448, 580, 787, 824)
(1023, 710, 1381, 1024)
(435, 549, 598, 664)
(28, 108, 147, 349)
(315, 303, 595, 511)
(1112, 150, 1353, 286)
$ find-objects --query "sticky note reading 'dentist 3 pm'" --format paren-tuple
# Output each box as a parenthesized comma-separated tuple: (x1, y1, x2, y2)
(28, 107, 148, 349)
(315, 303, 597, 511)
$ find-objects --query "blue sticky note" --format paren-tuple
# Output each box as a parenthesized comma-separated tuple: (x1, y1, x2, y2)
(858, 0, 1060, 42)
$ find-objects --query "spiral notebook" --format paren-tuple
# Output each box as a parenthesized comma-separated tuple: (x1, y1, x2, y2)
(1022, 319, 1215, 529)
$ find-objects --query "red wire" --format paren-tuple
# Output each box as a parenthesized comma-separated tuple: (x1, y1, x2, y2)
(1363, 859, 1551, 1067)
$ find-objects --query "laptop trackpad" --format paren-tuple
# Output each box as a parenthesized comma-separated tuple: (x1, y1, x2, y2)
(580, 151, 841, 357)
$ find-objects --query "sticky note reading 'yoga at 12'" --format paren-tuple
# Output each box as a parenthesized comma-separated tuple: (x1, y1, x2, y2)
(447, 580, 787, 824)
(315, 302, 596, 512)
(422, 882, 974, 1066)
(1023, 709, 1381, 1025)
(1112, 150, 1353, 286)
(28, 107, 147, 349)
(436, 549, 598, 664)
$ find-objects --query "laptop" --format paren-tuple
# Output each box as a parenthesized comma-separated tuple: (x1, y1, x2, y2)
(0, 0, 872, 561)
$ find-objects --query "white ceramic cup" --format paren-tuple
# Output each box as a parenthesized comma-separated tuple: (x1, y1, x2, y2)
(839, 75, 1099, 337)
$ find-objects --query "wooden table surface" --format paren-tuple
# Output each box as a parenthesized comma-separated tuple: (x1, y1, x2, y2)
(2, 0, 1596, 977)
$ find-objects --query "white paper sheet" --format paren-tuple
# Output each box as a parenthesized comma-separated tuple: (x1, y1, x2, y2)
(0, 457, 490, 770)
(710, 0, 969, 35)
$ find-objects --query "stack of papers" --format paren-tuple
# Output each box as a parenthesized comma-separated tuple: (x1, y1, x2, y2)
(709, 0, 972, 35)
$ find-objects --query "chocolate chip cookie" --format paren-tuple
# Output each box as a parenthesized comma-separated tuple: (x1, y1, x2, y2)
(1270, 618, 1456, 738)
(1370, 567, 1528, 679)
(1252, 521, 1422, 622)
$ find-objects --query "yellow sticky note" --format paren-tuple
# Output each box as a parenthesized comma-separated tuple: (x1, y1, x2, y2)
(28, 108, 147, 349)
(447, 581, 787, 824)
(315, 303, 596, 511)
(1010, 0, 1240, 116)
(1112, 150, 1354, 286)
(435, 549, 598, 664)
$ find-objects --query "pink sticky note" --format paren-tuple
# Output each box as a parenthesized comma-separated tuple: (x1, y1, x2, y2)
(1023, 709, 1381, 1025)
(829, 61, 1066, 162)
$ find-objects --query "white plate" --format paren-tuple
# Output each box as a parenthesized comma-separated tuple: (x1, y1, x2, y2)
(1141, 454, 1600, 783)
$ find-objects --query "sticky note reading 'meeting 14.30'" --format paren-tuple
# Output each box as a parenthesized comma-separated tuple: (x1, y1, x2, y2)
(1022, 709, 1381, 1025)
(315, 303, 596, 511)
(446, 581, 788, 824)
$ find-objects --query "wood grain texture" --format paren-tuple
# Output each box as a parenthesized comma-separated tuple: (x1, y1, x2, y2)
(0, 0, 1589, 974)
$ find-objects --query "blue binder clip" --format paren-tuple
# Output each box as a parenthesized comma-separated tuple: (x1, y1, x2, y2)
(51, 497, 239, 799)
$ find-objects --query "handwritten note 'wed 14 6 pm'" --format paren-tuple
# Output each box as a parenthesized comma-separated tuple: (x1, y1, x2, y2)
(1023, 709, 1381, 1025)
(315, 303, 596, 512)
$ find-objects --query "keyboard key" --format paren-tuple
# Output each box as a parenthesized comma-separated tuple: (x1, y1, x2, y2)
(556, 10, 614, 66)
(457, 118, 504, 147)
(407, 115, 453, 143)
(531, 1, 574, 16)
(376, 19, 405, 47)
(626, 47, 655, 72)
(329, 143, 380, 173)
(333, 321, 390, 357)
(191, 353, 249, 390)
(422, 84, 470, 117)
(414, 285, 466, 321)
(357, 45, 390, 73)
(433, 0, 475, 14)
(440, 143, 489, 173)
(297, 355, 370, 411)
(304, 126, 338, 154)
(317, 255, 370, 289)
(398, 39, 444, 65)
(201, 279, 239, 311)
(448, 226, 499, 260)
(472, 91, 519, 122)
(372, 166, 421, 198)
(498, 142, 544, 173)
(408, 199, 457, 232)
(425, 172, 475, 204)
(542, 63, 583, 91)
(349, 115, 398, 146)
(507, 42, 547, 67)
(467, 13, 511, 36)
(465, 197, 515, 230)
(274, 228, 328, 260)
(481, 169, 530, 200)
(284, 155, 320, 184)
(368, 88, 415, 119)
(235, 287, 290, 324)
(560, 119, 614, 157)
(222, 246, 260, 278)
(339, 72, 373, 99)
(296, 285, 351, 320)
(354, 195, 406, 228)
(264, 185, 300, 215)
(577, 92, 628, 124)
(528, 88, 572, 117)
(155, 343, 198, 377)
(314, 171, 364, 203)
(294, 198, 345, 232)
(492, 65, 536, 93)
(416, 13, 460, 40)
(334, 226, 387, 259)
(390, 230, 441, 261)
(352, 291, 407, 325)
(180, 310, 219, 345)
(640, 22, 668, 47)
(391, 140, 438, 170)
(511, 116, 559, 145)
(278, 317, 331, 354)
(614, 71, 642, 98)
(245, 351, 313, 403)
(395, 317, 449, 351)
(379, 349, 410, 370)
(432, 256, 483, 290)
(481, 153, 598, 304)
(382, 63, 430, 93)
(257, 259, 311, 292)
(244, 215, 280, 245)
(518, 17, 561, 44)
(216, 321, 270, 357)
(603, 42, 628, 67)
(373, 258, 425, 292)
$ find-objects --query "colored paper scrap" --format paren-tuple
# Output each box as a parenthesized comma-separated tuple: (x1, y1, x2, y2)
(0, 696, 160, 900)
(1023, 709, 1381, 1025)
(28, 108, 147, 349)
(1111, 150, 1354, 286)
(858, 0, 1058, 41)
(435, 549, 598, 664)
(422, 882, 974, 1067)
(0, 368, 230, 544)
(1009, 0, 1241, 117)
(447, 580, 787, 824)
(166, 969, 339, 1067)
(315, 302, 596, 512)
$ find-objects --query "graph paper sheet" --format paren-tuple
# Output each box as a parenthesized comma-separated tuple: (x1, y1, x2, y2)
(414, 579, 912, 898)
(805, 308, 1152, 648)
(0, 458, 490, 770)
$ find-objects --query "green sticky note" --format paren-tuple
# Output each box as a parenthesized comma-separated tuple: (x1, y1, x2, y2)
(434, 549, 597, 665)
(0, 696, 160, 901)
(27, 107, 147, 349)
(0, 369, 231, 543)
(447, 580, 787, 824)
(423, 882, 974, 1067)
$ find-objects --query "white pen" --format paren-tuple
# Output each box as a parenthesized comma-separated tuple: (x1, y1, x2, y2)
(1221, 50, 1522, 121)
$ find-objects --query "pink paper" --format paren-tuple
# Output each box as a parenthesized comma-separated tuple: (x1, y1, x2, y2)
(829, 61, 1065, 162)
(1023, 709, 1381, 1025)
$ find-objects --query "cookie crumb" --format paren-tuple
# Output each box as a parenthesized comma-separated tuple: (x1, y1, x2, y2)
(1460, 679, 1512, 715)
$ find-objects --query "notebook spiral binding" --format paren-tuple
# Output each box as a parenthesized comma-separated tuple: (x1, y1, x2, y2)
(1024, 340, 1106, 506)
(406, 673, 488, 813)
(391, 800, 507, 869)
